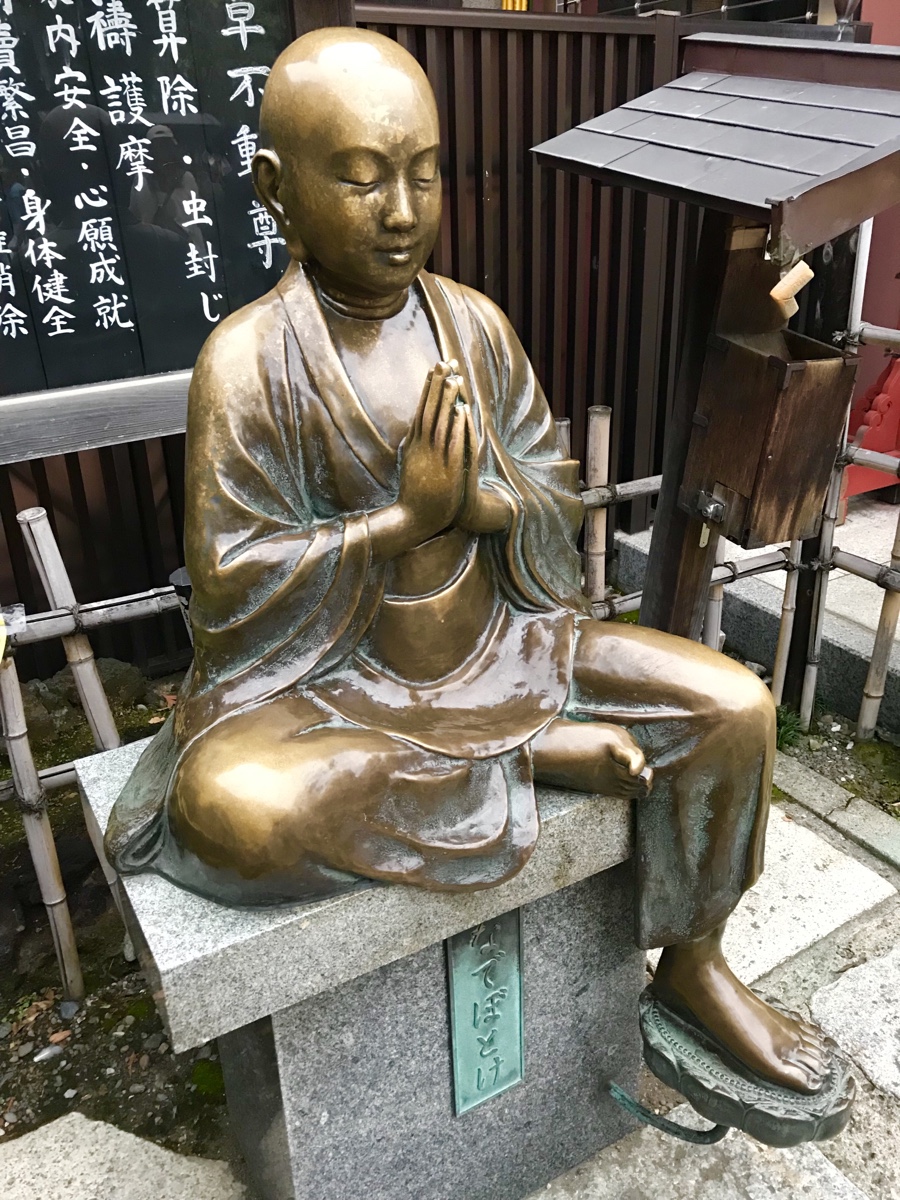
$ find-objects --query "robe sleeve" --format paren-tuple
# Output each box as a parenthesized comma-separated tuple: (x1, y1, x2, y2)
(178, 305, 383, 739)
(455, 286, 590, 616)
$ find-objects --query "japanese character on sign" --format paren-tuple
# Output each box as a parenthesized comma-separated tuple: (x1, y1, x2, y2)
(148, 0, 185, 63)
(201, 291, 222, 323)
(89, 253, 124, 286)
(221, 2, 264, 52)
(94, 292, 134, 329)
(53, 67, 90, 110)
(3, 125, 35, 158)
(22, 190, 51, 236)
(226, 65, 268, 108)
(33, 270, 73, 307)
(472, 988, 508, 1029)
(75, 186, 110, 210)
(40, 0, 75, 8)
(100, 72, 151, 127)
(0, 302, 28, 338)
(181, 190, 212, 228)
(86, 2, 138, 57)
(0, 262, 14, 296)
(78, 216, 115, 255)
(247, 200, 284, 270)
(475, 1056, 504, 1093)
(230, 124, 256, 178)
(185, 240, 218, 283)
(116, 135, 153, 191)
(0, 80, 34, 123)
(159, 74, 197, 118)
(25, 237, 65, 268)
(41, 304, 75, 336)
(0, 22, 19, 74)
(65, 117, 101, 153)
(46, 15, 80, 57)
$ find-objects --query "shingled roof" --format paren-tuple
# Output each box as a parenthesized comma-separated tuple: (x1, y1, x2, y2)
(533, 34, 900, 264)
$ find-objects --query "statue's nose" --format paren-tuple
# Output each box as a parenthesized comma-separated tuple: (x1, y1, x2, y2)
(383, 179, 417, 231)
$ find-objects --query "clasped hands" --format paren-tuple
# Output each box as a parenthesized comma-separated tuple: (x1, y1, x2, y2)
(395, 360, 510, 545)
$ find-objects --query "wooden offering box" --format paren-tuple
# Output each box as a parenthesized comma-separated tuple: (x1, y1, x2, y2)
(534, 31, 900, 635)
(681, 329, 857, 549)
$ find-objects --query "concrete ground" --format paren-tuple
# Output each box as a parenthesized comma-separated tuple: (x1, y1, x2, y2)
(2, 752, 899, 1199)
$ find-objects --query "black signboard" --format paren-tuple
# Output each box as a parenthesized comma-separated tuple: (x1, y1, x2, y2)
(0, 0, 290, 396)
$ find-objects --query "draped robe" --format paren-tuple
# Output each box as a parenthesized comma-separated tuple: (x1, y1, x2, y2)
(106, 261, 774, 944)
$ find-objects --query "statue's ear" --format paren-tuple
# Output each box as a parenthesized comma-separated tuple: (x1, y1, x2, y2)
(252, 148, 309, 263)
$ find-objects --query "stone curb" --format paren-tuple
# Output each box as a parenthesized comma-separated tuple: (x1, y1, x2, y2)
(774, 752, 900, 872)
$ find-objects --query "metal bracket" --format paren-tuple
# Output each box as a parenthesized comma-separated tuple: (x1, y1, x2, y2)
(608, 1082, 730, 1145)
(695, 491, 726, 524)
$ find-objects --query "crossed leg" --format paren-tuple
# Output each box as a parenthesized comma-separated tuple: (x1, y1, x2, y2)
(531, 618, 830, 1094)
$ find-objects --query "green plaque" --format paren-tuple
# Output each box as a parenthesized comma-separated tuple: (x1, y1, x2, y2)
(447, 909, 524, 1115)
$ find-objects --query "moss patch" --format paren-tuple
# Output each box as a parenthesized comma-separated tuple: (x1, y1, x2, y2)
(852, 739, 900, 788)
(191, 1059, 225, 1099)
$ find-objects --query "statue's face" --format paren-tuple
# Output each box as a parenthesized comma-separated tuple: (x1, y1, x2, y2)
(274, 69, 441, 298)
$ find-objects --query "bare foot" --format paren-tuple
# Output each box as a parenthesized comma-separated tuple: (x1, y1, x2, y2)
(532, 718, 653, 799)
(654, 932, 831, 1094)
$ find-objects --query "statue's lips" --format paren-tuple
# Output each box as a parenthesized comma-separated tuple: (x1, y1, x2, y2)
(377, 244, 418, 264)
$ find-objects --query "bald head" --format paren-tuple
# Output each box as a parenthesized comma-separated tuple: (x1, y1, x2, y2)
(253, 28, 442, 300)
(260, 28, 438, 159)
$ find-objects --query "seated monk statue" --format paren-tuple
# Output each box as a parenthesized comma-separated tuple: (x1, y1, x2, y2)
(106, 27, 831, 1097)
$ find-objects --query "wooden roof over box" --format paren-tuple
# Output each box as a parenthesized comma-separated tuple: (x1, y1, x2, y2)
(533, 33, 900, 264)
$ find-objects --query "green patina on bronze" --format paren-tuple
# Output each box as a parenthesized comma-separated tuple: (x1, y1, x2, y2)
(447, 911, 524, 1115)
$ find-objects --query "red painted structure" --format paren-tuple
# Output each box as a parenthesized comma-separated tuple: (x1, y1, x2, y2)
(846, 0, 900, 500)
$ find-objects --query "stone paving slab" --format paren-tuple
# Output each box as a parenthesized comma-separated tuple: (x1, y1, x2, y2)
(774, 752, 900, 872)
(528, 1105, 872, 1199)
(812, 946, 900, 1103)
(651, 805, 896, 983)
(0, 1112, 245, 1200)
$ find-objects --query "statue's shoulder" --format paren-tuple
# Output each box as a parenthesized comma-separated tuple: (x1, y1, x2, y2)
(191, 284, 285, 397)
(427, 273, 515, 343)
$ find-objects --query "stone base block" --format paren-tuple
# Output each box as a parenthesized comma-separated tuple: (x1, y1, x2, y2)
(219, 866, 643, 1200)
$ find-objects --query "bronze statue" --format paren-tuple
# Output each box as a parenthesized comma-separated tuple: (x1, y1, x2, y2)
(107, 28, 833, 1100)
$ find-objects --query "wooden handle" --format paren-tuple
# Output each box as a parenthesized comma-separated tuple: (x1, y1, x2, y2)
(770, 261, 815, 319)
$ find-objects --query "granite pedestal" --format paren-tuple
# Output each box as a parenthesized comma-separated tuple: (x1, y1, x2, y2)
(77, 740, 644, 1200)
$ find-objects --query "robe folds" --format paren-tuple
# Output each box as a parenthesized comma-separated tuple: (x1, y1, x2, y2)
(106, 261, 774, 945)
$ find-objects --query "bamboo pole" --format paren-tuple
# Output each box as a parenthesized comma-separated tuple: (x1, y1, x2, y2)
(857, 505, 900, 740)
(0, 654, 84, 1002)
(585, 406, 611, 604)
(582, 474, 663, 510)
(832, 550, 900, 590)
(555, 417, 571, 459)
(13, 588, 181, 646)
(800, 462, 845, 731)
(17, 508, 121, 751)
(771, 539, 802, 706)
(858, 323, 900, 353)
(702, 537, 726, 651)
(0, 762, 77, 804)
(844, 445, 900, 478)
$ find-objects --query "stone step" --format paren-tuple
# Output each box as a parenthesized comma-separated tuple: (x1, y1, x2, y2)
(0, 1112, 245, 1200)
(650, 805, 896, 983)
(812, 945, 900, 1103)
(530, 1104, 873, 1199)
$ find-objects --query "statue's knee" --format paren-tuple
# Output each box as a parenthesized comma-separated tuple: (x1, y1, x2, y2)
(714, 665, 776, 740)
(169, 739, 302, 874)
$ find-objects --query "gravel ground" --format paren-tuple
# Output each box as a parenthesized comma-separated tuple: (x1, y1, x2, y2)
(0, 974, 230, 1158)
(782, 711, 900, 817)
